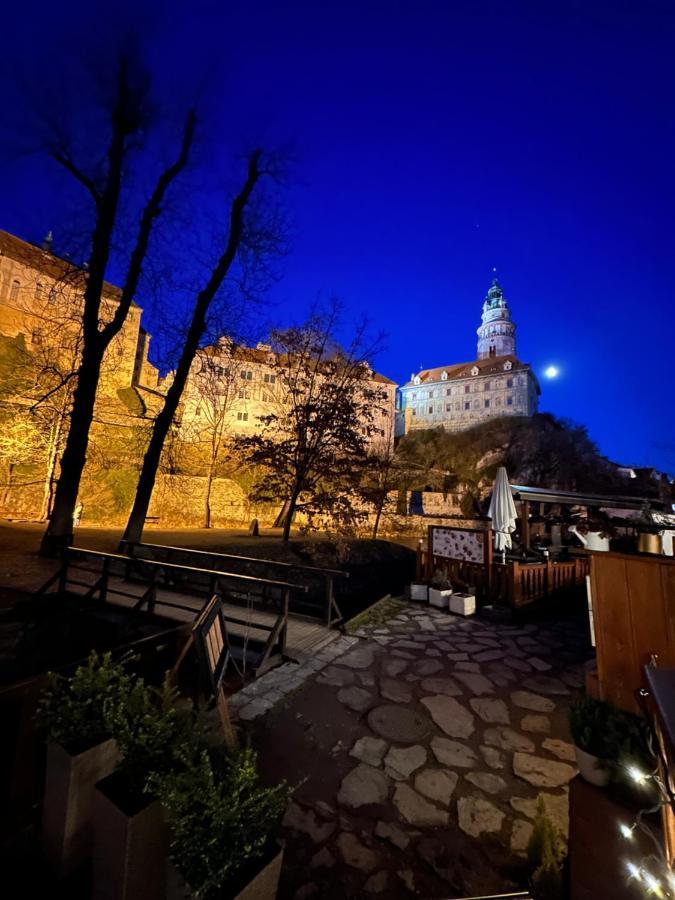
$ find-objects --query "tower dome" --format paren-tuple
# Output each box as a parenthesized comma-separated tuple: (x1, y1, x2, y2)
(476, 277, 517, 359)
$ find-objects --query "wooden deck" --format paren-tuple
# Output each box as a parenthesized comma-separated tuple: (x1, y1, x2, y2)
(67, 573, 338, 661)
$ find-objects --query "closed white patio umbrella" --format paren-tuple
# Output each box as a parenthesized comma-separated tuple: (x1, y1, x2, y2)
(488, 467, 518, 554)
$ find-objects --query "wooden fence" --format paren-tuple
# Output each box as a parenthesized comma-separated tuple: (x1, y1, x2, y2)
(418, 548, 589, 608)
(590, 551, 675, 714)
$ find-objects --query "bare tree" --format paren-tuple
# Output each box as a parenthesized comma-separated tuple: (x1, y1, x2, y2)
(358, 411, 399, 539)
(180, 344, 239, 528)
(35, 56, 196, 554)
(122, 150, 276, 545)
(234, 301, 385, 541)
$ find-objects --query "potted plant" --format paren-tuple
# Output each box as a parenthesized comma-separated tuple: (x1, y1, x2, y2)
(37, 651, 127, 875)
(569, 695, 613, 786)
(450, 579, 476, 617)
(92, 676, 194, 900)
(527, 798, 567, 900)
(156, 746, 291, 900)
(428, 569, 453, 609)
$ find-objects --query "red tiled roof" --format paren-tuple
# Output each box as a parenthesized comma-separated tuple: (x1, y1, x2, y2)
(403, 355, 529, 386)
(0, 230, 137, 307)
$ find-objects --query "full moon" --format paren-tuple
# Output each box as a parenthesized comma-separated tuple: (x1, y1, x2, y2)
(544, 365, 559, 379)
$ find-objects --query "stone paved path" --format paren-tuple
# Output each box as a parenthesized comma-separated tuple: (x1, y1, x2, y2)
(247, 603, 593, 898)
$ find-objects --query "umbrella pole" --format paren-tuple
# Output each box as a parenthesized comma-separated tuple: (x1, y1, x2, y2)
(521, 500, 531, 550)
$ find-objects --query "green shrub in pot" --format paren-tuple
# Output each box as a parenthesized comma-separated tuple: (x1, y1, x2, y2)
(569, 695, 614, 759)
(152, 745, 291, 899)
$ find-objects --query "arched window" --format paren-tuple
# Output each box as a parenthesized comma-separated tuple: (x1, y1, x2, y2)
(9, 279, 20, 302)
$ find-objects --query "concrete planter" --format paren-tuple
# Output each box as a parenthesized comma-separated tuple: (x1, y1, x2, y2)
(574, 746, 610, 788)
(92, 775, 167, 900)
(450, 592, 476, 616)
(42, 738, 120, 876)
(410, 582, 428, 602)
(166, 845, 284, 900)
(428, 587, 452, 609)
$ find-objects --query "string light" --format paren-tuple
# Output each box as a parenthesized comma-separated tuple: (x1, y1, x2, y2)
(627, 862, 642, 881)
(621, 823, 635, 840)
(643, 871, 663, 896)
(629, 764, 649, 785)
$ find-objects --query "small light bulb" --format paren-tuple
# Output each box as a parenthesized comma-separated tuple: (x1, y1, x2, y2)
(626, 862, 641, 880)
(643, 871, 662, 895)
(628, 765, 647, 784)
(620, 823, 634, 839)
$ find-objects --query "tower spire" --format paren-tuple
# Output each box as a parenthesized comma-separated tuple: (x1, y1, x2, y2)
(476, 276, 517, 359)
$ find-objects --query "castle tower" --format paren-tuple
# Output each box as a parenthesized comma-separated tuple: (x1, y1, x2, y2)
(476, 277, 517, 359)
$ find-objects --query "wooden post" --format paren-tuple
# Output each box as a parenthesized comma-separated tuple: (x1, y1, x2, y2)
(281, 588, 290, 653)
(484, 526, 494, 603)
(521, 500, 531, 550)
(416, 540, 423, 581)
(216, 688, 238, 750)
(99, 557, 110, 604)
(426, 525, 434, 580)
(324, 575, 334, 627)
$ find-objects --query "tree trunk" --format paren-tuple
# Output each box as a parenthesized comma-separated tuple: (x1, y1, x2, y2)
(282, 486, 301, 542)
(40, 344, 103, 554)
(1, 462, 15, 508)
(40, 414, 65, 522)
(203, 461, 215, 529)
(372, 500, 384, 540)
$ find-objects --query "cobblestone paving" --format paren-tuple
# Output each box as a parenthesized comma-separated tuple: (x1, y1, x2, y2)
(247, 603, 593, 898)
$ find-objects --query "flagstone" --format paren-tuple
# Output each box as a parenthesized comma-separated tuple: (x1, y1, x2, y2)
(542, 738, 576, 762)
(510, 819, 533, 855)
(364, 870, 388, 893)
(337, 764, 390, 807)
(510, 791, 570, 836)
(421, 695, 475, 738)
(513, 752, 576, 787)
(480, 745, 505, 769)
(414, 768, 458, 806)
(457, 796, 505, 837)
(339, 646, 378, 669)
(316, 666, 355, 687)
(419, 676, 462, 696)
(483, 727, 536, 753)
(384, 745, 427, 780)
(368, 705, 433, 743)
(511, 691, 555, 712)
(413, 659, 444, 676)
(453, 672, 495, 695)
(430, 737, 478, 768)
(521, 714, 551, 733)
(283, 801, 336, 842)
(350, 736, 388, 767)
(338, 686, 374, 712)
(383, 659, 408, 677)
(464, 771, 507, 794)
(469, 698, 510, 724)
(522, 675, 570, 695)
(380, 678, 413, 704)
(393, 783, 449, 827)
(374, 819, 411, 850)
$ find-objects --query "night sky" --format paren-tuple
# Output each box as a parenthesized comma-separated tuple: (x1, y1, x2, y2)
(1, 1, 674, 472)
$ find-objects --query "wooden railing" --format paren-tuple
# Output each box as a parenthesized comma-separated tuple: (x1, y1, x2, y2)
(418, 550, 589, 608)
(121, 540, 347, 627)
(37, 547, 308, 623)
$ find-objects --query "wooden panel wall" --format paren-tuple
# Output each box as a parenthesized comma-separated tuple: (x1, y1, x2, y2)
(591, 552, 675, 714)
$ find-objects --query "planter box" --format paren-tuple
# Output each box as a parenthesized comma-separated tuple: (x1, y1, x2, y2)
(42, 738, 120, 876)
(450, 592, 476, 617)
(92, 775, 167, 900)
(410, 582, 428, 602)
(574, 746, 609, 788)
(428, 588, 452, 610)
(166, 845, 284, 900)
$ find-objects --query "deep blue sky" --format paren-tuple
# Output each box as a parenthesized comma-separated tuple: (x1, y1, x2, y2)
(2, 0, 674, 471)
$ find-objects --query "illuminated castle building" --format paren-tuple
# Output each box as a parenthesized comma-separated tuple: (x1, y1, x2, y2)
(398, 277, 539, 434)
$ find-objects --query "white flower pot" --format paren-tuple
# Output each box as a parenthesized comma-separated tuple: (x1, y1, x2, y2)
(428, 588, 452, 609)
(450, 593, 476, 617)
(410, 583, 428, 602)
(574, 745, 610, 787)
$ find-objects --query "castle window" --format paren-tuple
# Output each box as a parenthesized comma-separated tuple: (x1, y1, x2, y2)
(446, 403, 452, 411)
(441, 371, 448, 380)
(507, 378, 513, 388)
(428, 390, 434, 399)
(484, 399, 490, 408)
(464, 384, 470, 394)
(236, 411, 249, 421)
(413, 376, 421, 385)
(446, 388, 451, 396)
(496, 397, 502, 406)
(464, 401, 470, 410)
(263, 373, 276, 383)
(9, 279, 20, 301)
(471, 366, 479, 376)
(503, 360, 512, 371)
(428, 406, 433, 414)
(240, 369, 253, 380)
(484, 380, 491, 391)
(507, 396, 513, 406)
(412, 409, 416, 416)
